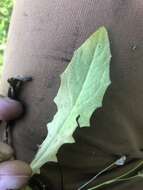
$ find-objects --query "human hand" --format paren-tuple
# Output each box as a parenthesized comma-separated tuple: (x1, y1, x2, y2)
(0, 159, 32, 190)
(0, 96, 32, 190)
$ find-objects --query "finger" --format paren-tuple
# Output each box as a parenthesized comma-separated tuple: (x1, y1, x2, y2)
(0, 142, 14, 162)
(0, 97, 23, 122)
(0, 160, 32, 189)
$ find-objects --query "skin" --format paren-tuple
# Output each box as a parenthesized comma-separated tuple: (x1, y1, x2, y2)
(0, 97, 23, 121)
(0, 160, 32, 189)
(0, 100, 30, 190)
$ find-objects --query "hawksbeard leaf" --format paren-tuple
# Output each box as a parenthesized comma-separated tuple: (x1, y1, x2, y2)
(31, 26, 112, 173)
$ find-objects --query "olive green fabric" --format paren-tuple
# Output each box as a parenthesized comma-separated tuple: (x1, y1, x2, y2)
(1, 0, 143, 189)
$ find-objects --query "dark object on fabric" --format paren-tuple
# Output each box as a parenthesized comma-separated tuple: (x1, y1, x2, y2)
(1, 0, 143, 189)
(29, 174, 49, 190)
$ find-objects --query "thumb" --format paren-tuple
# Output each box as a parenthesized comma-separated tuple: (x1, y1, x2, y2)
(0, 160, 32, 189)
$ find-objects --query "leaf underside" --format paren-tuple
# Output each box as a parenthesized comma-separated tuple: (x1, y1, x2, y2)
(31, 26, 112, 173)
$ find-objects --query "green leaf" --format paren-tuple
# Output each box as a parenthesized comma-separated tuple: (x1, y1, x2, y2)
(0, 0, 13, 75)
(31, 26, 112, 173)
